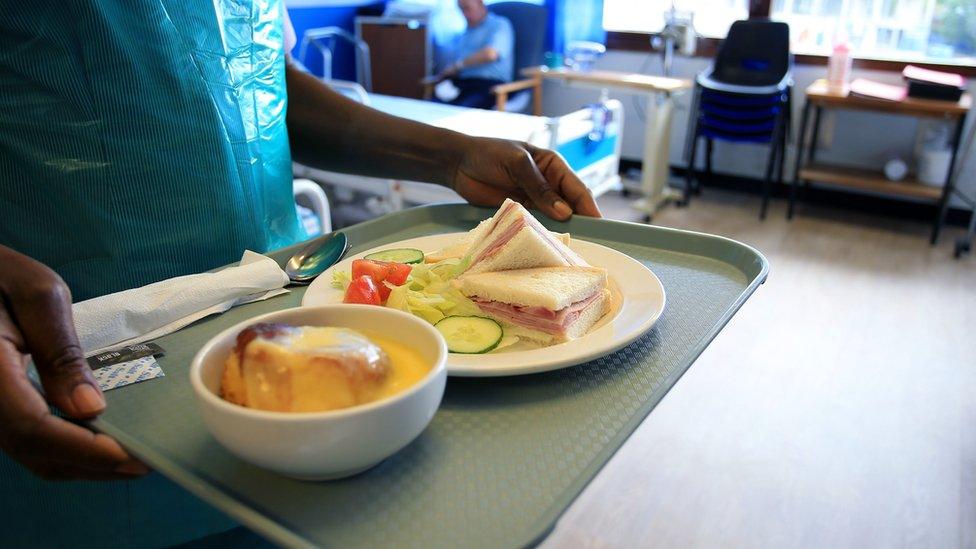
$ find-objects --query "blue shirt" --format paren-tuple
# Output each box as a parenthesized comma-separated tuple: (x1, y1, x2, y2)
(457, 13, 514, 82)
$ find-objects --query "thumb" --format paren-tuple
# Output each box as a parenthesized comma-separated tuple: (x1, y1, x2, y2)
(508, 146, 573, 221)
(6, 279, 105, 419)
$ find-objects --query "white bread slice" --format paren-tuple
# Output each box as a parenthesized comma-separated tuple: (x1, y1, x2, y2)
(425, 218, 493, 263)
(463, 199, 586, 274)
(492, 289, 610, 344)
(456, 267, 607, 311)
(465, 227, 571, 274)
(427, 232, 572, 264)
(426, 203, 572, 264)
(564, 289, 611, 339)
(427, 231, 572, 264)
(425, 240, 470, 264)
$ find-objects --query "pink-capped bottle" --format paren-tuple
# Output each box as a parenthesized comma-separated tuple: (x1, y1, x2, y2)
(827, 39, 852, 90)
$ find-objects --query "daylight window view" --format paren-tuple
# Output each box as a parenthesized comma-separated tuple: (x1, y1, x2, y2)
(604, 0, 975, 63)
(773, 0, 976, 62)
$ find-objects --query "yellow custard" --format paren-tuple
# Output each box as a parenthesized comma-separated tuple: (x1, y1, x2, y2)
(362, 333, 431, 402)
(221, 325, 430, 413)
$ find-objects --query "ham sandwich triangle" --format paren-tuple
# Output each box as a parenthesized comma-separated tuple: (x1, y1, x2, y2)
(458, 198, 589, 274)
(456, 267, 611, 344)
(444, 199, 611, 344)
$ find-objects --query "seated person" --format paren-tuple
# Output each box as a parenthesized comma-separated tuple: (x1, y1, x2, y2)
(433, 0, 514, 109)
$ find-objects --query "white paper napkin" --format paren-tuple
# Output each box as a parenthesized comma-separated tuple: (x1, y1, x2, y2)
(74, 250, 289, 355)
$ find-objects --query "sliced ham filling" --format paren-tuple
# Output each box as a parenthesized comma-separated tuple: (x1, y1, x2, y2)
(470, 202, 586, 267)
(472, 291, 603, 335)
(473, 218, 524, 263)
(523, 214, 586, 267)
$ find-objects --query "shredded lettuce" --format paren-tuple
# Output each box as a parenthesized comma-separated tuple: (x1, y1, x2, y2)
(334, 256, 485, 336)
(331, 270, 351, 290)
(379, 257, 479, 325)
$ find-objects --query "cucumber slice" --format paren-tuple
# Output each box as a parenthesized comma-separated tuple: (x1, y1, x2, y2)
(364, 248, 425, 264)
(434, 316, 504, 354)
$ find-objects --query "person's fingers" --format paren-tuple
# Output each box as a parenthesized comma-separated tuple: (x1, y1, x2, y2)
(528, 146, 602, 218)
(0, 306, 25, 350)
(0, 340, 148, 478)
(14, 413, 138, 471)
(505, 147, 574, 221)
(3, 274, 105, 419)
(455, 174, 529, 207)
(0, 246, 145, 482)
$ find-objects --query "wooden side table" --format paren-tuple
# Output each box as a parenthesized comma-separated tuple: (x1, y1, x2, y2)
(789, 79, 971, 244)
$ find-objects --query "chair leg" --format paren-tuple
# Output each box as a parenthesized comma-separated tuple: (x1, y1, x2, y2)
(776, 122, 787, 186)
(684, 132, 700, 207)
(789, 99, 812, 220)
(705, 138, 714, 175)
(682, 86, 701, 163)
(784, 87, 793, 142)
(494, 92, 508, 111)
(700, 138, 713, 195)
(761, 139, 777, 220)
(681, 86, 701, 202)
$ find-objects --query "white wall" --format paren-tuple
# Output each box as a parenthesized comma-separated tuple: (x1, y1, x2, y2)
(540, 51, 975, 209)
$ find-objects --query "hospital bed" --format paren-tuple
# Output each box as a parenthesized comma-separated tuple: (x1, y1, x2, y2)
(292, 81, 624, 213)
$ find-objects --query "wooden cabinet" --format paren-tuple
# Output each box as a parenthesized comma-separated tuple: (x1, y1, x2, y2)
(356, 17, 431, 99)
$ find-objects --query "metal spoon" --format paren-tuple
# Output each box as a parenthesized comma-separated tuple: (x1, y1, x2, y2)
(285, 231, 349, 285)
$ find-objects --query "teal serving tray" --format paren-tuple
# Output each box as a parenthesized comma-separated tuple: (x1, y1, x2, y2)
(92, 204, 768, 548)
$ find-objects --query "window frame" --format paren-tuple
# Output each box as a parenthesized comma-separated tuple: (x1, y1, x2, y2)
(604, 0, 976, 76)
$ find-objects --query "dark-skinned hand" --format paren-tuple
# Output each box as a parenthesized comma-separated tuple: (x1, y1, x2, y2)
(452, 137, 602, 220)
(0, 245, 149, 480)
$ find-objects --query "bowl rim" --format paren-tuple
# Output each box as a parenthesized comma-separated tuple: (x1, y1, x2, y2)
(189, 304, 448, 421)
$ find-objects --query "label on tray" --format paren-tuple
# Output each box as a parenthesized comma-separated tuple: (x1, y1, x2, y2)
(92, 356, 165, 392)
(87, 342, 165, 370)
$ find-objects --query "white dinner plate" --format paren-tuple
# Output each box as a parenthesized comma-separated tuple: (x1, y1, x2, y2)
(302, 233, 666, 377)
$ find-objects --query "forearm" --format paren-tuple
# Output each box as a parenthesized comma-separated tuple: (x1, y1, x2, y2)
(285, 64, 472, 187)
(458, 47, 498, 70)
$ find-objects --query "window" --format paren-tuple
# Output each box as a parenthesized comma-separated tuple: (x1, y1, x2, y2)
(602, 0, 749, 38)
(771, 0, 976, 64)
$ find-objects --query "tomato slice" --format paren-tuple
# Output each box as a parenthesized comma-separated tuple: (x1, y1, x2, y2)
(383, 262, 412, 285)
(350, 259, 412, 301)
(352, 259, 390, 282)
(376, 280, 393, 301)
(343, 275, 382, 305)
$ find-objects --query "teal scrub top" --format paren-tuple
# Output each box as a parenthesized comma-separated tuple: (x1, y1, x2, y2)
(0, 0, 306, 302)
(0, 0, 304, 545)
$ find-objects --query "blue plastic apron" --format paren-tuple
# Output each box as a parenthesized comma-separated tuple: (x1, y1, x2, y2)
(0, 0, 305, 302)
(0, 0, 303, 545)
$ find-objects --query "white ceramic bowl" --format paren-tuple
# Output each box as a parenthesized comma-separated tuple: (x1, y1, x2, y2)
(190, 305, 448, 480)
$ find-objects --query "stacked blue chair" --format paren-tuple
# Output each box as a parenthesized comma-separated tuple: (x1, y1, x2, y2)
(683, 19, 792, 219)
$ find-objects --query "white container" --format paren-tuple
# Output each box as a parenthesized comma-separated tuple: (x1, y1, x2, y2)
(916, 122, 952, 186)
(918, 149, 952, 186)
(190, 305, 448, 480)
